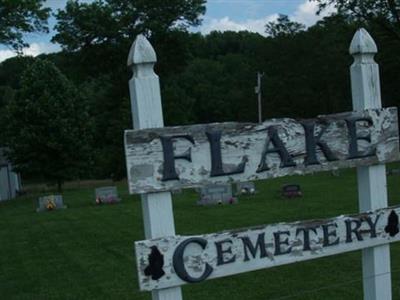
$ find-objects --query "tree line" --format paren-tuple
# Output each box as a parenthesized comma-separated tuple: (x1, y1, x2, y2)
(0, 0, 399, 189)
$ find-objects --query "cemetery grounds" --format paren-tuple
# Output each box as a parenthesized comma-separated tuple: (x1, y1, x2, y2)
(1, 167, 400, 300)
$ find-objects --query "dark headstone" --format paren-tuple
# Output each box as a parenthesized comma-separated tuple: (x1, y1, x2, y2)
(331, 169, 340, 177)
(281, 184, 302, 198)
(387, 169, 400, 175)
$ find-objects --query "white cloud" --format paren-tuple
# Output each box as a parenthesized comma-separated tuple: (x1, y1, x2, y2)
(23, 42, 60, 56)
(292, 0, 336, 26)
(0, 42, 61, 63)
(44, 0, 95, 11)
(199, 0, 336, 36)
(44, 0, 68, 11)
(201, 14, 279, 36)
(0, 49, 16, 62)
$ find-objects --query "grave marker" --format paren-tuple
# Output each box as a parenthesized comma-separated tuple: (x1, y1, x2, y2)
(281, 184, 302, 198)
(198, 184, 237, 205)
(236, 182, 256, 195)
(95, 186, 120, 204)
(387, 169, 400, 175)
(36, 195, 66, 212)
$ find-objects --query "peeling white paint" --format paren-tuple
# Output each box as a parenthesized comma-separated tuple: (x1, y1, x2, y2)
(125, 108, 399, 194)
(135, 206, 400, 291)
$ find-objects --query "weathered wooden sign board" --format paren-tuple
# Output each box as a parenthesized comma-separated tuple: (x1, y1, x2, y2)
(135, 206, 400, 291)
(125, 107, 399, 194)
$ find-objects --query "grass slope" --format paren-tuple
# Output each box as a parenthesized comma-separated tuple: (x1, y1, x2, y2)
(1, 167, 399, 300)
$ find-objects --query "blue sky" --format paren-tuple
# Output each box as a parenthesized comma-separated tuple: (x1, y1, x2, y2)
(0, 0, 334, 62)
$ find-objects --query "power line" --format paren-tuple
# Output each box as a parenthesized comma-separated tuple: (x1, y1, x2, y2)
(255, 71, 264, 123)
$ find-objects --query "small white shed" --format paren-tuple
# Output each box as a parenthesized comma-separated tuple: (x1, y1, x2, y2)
(0, 148, 21, 201)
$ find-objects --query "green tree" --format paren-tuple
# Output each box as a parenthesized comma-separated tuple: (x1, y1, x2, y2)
(265, 14, 305, 37)
(2, 59, 93, 191)
(80, 74, 130, 179)
(314, 0, 400, 40)
(52, 0, 206, 51)
(48, 0, 206, 179)
(0, 56, 35, 122)
(0, 0, 50, 51)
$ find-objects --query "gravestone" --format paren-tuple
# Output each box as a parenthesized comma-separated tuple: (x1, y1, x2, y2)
(198, 184, 237, 205)
(95, 186, 120, 204)
(387, 169, 400, 175)
(36, 195, 66, 212)
(281, 184, 302, 198)
(236, 182, 256, 195)
(171, 188, 182, 195)
(331, 169, 340, 177)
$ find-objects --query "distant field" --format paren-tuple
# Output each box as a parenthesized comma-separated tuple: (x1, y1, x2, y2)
(1, 166, 400, 300)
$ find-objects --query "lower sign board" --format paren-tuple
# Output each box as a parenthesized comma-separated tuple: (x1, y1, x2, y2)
(135, 205, 400, 291)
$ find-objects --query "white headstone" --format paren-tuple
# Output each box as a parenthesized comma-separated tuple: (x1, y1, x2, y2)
(37, 195, 66, 212)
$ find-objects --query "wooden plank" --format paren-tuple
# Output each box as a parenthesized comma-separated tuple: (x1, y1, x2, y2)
(135, 205, 400, 291)
(350, 28, 392, 300)
(125, 107, 399, 194)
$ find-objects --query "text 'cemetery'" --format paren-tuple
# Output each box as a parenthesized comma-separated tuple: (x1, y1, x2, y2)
(135, 206, 400, 290)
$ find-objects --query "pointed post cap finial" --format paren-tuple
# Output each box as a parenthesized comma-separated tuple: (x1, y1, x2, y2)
(127, 34, 157, 67)
(349, 28, 378, 55)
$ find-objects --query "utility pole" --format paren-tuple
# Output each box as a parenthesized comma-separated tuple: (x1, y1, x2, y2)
(255, 72, 264, 123)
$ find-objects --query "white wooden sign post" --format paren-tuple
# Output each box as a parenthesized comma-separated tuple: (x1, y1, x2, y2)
(127, 35, 183, 300)
(126, 29, 399, 300)
(350, 28, 392, 300)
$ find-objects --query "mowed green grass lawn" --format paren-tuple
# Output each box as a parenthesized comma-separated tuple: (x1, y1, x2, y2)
(1, 166, 400, 300)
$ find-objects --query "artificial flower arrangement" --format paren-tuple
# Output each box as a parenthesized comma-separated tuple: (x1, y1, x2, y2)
(200, 196, 236, 205)
(96, 194, 118, 205)
(241, 187, 256, 194)
(46, 197, 56, 211)
(36, 195, 65, 213)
